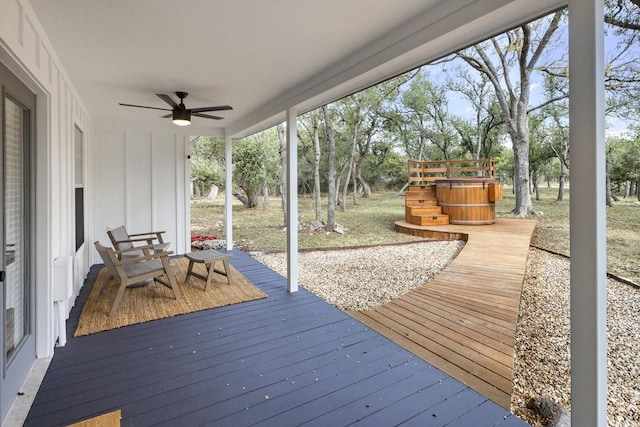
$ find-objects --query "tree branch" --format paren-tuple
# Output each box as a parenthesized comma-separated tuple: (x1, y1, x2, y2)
(527, 11, 564, 74)
(527, 94, 568, 114)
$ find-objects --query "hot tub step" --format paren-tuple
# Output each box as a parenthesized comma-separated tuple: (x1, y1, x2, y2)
(410, 214, 449, 226)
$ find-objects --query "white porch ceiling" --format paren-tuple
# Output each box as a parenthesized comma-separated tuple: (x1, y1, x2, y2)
(28, 0, 564, 137)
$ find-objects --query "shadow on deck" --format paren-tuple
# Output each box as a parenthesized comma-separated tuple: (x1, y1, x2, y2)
(351, 218, 537, 408)
(24, 250, 529, 426)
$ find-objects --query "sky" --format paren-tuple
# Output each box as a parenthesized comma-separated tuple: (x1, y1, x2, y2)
(412, 14, 638, 139)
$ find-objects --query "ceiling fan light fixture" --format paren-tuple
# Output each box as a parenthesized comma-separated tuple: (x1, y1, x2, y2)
(172, 109, 191, 126)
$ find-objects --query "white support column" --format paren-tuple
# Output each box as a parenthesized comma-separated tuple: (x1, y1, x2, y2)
(568, 1, 607, 425)
(286, 108, 299, 292)
(224, 136, 233, 251)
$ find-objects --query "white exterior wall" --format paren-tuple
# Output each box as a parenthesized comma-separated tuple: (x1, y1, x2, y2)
(90, 129, 191, 265)
(0, 1, 194, 362)
(0, 0, 92, 357)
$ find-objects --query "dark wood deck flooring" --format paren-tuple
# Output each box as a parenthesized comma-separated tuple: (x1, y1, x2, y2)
(25, 250, 528, 426)
(351, 219, 537, 408)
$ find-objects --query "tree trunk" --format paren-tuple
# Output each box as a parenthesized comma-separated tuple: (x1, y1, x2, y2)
(312, 120, 322, 221)
(262, 183, 269, 207)
(342, 128, 358, 210)
(232, 189, 250, 208)
(457, 12, 563, 216)
(513, 138, 535, 216)
(533, 172, 540, 201)
(394, 182, 409, 197)
(336, 159, 350, 212)
(624, 180, 631, 198)
(557, 160, 566, 202)
(323, 106, 337, 232)
(358, 175, 371, 198)
(355, 156, 372, 198)
(277, 123, 287, 226)
(529, 172, 534, 195)
(606, 161, 613, 207)
(351, 167, 358, 206)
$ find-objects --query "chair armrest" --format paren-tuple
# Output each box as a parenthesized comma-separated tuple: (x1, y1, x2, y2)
(117, 245, 174, 264)
(127, 230, 166, 243)
(112, 236, 158, 244)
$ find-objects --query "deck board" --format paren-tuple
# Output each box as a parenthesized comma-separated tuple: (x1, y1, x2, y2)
(353, 218, 536, 408)
(25, 249, 529, 426)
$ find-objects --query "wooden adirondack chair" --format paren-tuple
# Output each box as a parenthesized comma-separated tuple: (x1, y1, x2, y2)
(107, 225, 170, 259)
(94, 241, 181, 316)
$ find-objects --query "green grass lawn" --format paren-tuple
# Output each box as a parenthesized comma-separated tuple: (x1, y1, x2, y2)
(497, 185, 640, 283)
(192, 185, 640, 283)
(190, 192, 422, 252)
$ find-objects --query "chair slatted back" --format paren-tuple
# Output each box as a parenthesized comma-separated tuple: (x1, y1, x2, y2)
(94, 241, 120, 278)
(108, 226, 134, 251)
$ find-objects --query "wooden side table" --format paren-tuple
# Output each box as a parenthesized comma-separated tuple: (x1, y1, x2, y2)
(184, 250, 234, 291)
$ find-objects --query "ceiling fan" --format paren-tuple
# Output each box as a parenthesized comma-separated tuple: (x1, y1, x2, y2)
(119, 91, 233, 126)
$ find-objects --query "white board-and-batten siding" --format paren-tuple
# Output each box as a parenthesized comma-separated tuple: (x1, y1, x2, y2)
(0, 0, 192, 361)
(91, 130, 191, 264)
(0, 0, 92, 356)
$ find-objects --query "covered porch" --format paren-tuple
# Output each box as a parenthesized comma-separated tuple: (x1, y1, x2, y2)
(0, 0, 607, 425)
(24, 251, 525, 426)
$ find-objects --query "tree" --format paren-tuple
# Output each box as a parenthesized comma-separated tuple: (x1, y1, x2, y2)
(276, 123, 287, 226)
(528, 111, 558, 200)
(457, 10, 565, 216)
(190, 136, 224, 197)
(306, 111, 323, 221)
(322, 105, 338, 231)
(191, 157, 224, 197)
(232, 130, 280, 208)
(546, 106, 570, 202)
(447, 70, 505, 159)
(335, 75, 407, 208)
(401, 71, 459, 160)
(608, 133, 640, 200)
(605, 0, 640, 31)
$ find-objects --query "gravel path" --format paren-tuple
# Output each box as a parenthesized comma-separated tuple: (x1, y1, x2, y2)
(254, 240, 464, 311)
(254, 243, 640, 426)
(513, 248, 640, 426)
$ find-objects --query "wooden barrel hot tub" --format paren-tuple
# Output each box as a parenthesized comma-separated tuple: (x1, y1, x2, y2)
(435, 178, 502, 225)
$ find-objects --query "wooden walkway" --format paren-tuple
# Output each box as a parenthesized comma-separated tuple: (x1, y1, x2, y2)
(24, 250, 529, 426)
(350, 218, 537, 408)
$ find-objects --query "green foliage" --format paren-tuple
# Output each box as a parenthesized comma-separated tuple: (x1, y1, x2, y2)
(400, 70, 460, 160)
(494, 149, 514, 183)
(363, 149, 407, 190)
(191, 157, 223, 185)
(190, 136, 225, 196)
(233, 129, 281, 207)
(608, 133, 640, 185)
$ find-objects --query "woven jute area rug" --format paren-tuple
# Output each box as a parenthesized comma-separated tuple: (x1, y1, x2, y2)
(74, 256, 267, 337)
(66, 409, 121, 426)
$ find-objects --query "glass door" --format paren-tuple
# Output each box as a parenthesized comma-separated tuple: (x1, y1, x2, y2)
(4, 96, 29, 362)
(0, 61, 35, 419)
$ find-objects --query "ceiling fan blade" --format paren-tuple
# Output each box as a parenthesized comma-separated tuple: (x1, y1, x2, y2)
(156, 94, 180, 109)
(161, 113, 172, 118)
(190, 105, 233, 113)
(192, 112, 224, 120)
(119, 103, 171, 112)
